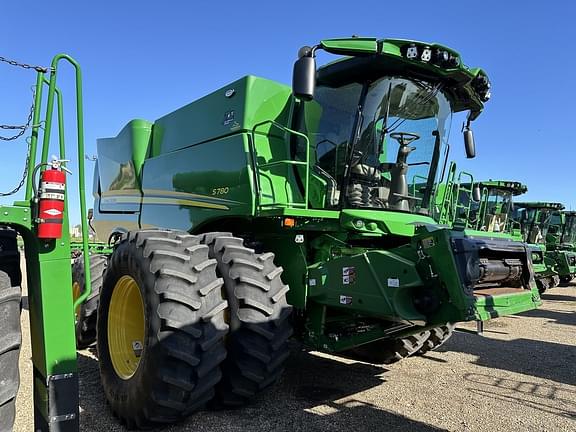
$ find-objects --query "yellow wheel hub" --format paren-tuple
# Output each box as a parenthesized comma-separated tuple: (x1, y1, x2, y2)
(72, 281, 81, 317)
(108, 275, 146, 380)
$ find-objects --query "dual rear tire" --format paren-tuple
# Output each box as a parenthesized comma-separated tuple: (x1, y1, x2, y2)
(97, 230, 292, 428)
(0, 228, 21, 432)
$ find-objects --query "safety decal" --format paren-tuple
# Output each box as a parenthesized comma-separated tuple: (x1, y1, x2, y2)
(339, 295, 352, 305)
(223, 110, 235, 125)
(342, 267, 356, 285)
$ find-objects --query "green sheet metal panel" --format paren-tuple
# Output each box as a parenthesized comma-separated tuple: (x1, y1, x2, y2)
(97, 119, 152, 212)
(139, 133, 254, 231)
(151, 76, 292, 155)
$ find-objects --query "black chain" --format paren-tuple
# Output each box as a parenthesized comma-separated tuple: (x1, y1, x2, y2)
(0, 55, 50, 73)
(0, 135, 32, 196)
(0, 101, 35, 141)
(0, 54, 50, 195)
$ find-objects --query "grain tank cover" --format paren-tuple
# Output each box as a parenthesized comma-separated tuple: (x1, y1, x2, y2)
(150, 76, 292, 156)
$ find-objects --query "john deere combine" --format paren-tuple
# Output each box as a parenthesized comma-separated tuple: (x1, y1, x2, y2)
(85, 37, 541, 428)
(551, 211, 576, 258)
(547, 209, 576, 285)
(514, 202, 576, 287)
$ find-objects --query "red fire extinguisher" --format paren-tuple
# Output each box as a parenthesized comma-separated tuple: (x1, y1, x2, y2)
(35, 159, 70, 239)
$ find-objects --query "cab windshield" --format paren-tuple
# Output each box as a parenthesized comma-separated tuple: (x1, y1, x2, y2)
(561, 214, 576, 245)
(305, 76, 452, 214)
(514, 207, 552, 244)
(476, 188, 514, 233)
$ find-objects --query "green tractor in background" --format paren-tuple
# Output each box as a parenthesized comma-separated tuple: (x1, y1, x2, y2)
(436, 178, 560, 293)
(436, 176, 526, 234)
(546, 209, 576, 285)
(78, 37, 541, 428)
(513, 202, 576, 288)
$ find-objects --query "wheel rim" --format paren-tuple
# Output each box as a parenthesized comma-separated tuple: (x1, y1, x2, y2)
(72, 281, 81, 317)
(108, 275, 146, 380)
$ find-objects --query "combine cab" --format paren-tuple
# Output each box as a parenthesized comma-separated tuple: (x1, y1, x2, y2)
(87, 37, 541, 428)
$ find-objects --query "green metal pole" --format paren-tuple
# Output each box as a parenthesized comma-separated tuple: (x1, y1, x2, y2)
(47, 55, 91, 310)
(40, 69, 57, 165)
(29, 53, 88, 431)
(56, 88, 65, 160)
(25, 71, 45, 200)
(43, 78, 65, 160)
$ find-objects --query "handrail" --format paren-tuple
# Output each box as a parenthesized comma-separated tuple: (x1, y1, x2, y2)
(477, 186, 489, 231)
(410, 174, 428, 197)
(41, 78, 65, 160)
(35, 54, 90, 311)
(454, 170, 475, 226)
(251, 120, 310, 210)
(437, 162, 457, 225)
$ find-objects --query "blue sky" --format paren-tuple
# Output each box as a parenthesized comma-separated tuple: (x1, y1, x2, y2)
(1, 1, 575, 223)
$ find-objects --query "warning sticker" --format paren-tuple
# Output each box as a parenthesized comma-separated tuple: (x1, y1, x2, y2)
(421, 237, 435, 249)
(342, 267, 356, 285)
(339, 295, 352, 305)
(387, 278, 400, 288)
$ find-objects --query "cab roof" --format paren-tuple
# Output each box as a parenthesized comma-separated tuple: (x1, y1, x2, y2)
(316, 37, 490, 118)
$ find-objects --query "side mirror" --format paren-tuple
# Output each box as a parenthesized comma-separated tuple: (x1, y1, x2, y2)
(292, 46, 316, 101)
(472, 184, 482, 202)
(464, 127, 475, 159)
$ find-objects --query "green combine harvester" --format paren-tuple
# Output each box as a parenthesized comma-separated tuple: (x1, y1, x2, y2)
(74, 36, 542, 428)
(550, 210, 576, 276)
(437, 178, 560, 293)
(549, 210, 576, 284)
(514, 202, 576, 285)
(514, 202, 576, 288)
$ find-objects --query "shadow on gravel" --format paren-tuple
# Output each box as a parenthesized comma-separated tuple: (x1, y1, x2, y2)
(443, 333, 576, 386)
(76, 347, 447, 432)
(517, 308, 576, 327)
(464, 373, 576, 419)
(541, 293, 576, 302)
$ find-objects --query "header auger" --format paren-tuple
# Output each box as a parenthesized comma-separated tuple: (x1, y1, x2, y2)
(435, 176, 561, 294)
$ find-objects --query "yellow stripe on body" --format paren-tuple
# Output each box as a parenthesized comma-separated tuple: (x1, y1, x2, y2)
(101, 195, 229, 210)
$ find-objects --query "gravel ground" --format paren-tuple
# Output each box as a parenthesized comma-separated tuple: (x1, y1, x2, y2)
(15, 280, 576, 431)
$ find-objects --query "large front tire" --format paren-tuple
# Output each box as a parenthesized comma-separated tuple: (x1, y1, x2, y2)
(97, 229, 228, 428)
(202, 233, 293, 407)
